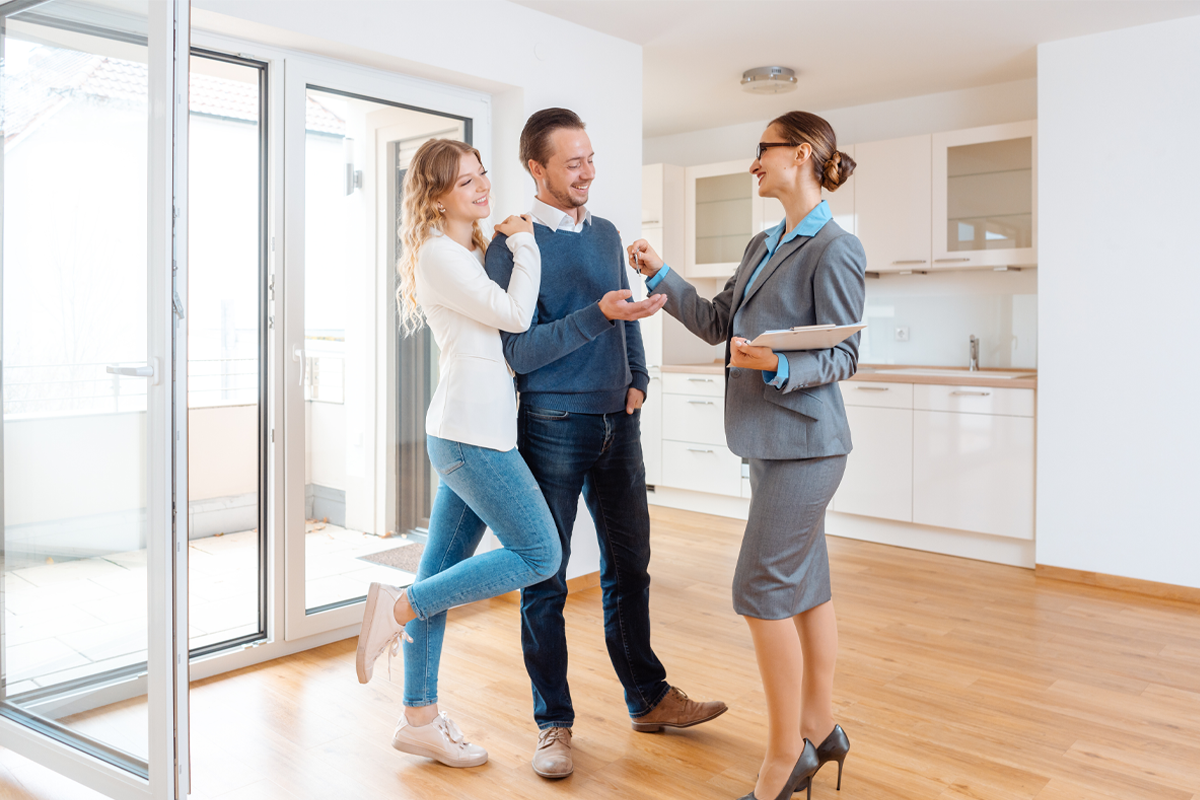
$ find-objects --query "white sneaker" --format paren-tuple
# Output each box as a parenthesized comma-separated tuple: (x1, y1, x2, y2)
(355, 582, 411, 684)
(392, 711, 489, 768)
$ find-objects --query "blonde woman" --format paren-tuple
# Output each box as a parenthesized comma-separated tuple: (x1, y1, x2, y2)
(355, 138, 561, 770)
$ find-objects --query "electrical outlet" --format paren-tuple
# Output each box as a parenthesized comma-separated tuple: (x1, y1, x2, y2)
(895, 326, 910, 342)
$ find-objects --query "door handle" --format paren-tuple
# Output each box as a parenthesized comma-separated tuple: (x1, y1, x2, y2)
(107, 358, 158, 386)
(293, 346, 305, 388)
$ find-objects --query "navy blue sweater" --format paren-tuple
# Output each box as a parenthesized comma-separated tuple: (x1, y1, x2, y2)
(485, 217, 650, 414)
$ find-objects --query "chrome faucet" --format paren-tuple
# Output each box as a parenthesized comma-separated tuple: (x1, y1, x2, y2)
(968, 335, 980, 371)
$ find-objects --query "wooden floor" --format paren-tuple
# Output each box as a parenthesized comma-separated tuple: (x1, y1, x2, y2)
(2, 506, 1199, 799)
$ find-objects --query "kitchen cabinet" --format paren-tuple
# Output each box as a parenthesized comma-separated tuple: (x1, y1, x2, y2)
(659, 371, 741, 497)
(661, 440, 742, 497)
(911, 384, 1035, 539)
(854, 135, 932, 274)
(835, 381, 914, 522)
(761, 144, 857, 235)
(684, 159, 762, 278)
(931, 120, 1037, 269)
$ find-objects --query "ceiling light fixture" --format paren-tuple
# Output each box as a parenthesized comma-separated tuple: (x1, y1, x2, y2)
(741, 66, 798, 94)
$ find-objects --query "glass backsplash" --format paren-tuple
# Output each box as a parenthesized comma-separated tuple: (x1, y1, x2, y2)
(858, 271, 1037, 370)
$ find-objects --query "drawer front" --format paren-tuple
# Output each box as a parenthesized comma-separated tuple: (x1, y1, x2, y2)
(662, 394, 726, 447)
(663, 372, 724, 397)
(913, 384, 1034, 417)
(660, 441, 743, 497)
(841, 380, 914, 409)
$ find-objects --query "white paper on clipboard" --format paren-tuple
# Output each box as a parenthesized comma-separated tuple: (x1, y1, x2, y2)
(748, 323, 866, 351)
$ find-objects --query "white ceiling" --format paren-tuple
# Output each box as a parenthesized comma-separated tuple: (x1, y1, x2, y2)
(511, 0, 1200, 138)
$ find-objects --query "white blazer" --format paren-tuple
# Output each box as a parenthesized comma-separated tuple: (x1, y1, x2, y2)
(415, 229, 540, 451)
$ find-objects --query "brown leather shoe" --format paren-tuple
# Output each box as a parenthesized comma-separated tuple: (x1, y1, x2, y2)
(631, 686, 728, 732)
(532, 727, 573, 778)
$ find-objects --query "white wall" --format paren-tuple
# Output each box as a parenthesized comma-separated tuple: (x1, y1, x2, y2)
(644, 78, 1037, 166)
(1037, 16, 1200, 588)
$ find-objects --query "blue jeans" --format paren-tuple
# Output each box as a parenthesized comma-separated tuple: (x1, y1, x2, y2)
(402, 435, 561, 708)
(516, 405, 670, 729)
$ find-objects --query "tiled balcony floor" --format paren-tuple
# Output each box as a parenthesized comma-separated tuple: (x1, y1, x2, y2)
(2, 524, 417, 696)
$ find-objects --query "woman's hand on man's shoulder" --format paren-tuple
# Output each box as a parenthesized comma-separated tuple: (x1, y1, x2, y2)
(495, 214, 534, 238)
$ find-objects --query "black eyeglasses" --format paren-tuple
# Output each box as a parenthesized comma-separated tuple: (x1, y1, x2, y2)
(756, 142, 798, 161)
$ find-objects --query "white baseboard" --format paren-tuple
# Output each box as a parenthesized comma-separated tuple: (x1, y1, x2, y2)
(826, 511, 1035, 568)
(648, 485, 750, 520)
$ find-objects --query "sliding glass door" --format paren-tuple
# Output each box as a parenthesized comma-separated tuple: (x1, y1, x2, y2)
(282, 58, 489, 639)
(0, 0, 189, 797)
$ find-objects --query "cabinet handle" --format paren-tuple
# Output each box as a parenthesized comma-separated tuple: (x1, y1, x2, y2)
(934, 257, 971, 263)
(642, 219, 660, 225)
(855, 386, 889, 392)
(950, 390, 991, 396)
(687, 400, 715, 405)
(686, 448, 715, 454)
(890, 259, 928, 265)
(687, 378, 715, 383)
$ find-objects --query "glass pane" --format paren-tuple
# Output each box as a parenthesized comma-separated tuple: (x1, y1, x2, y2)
(2, 0, 153, 771)
(946, 137, 1032, 252)
(303, 87, 461, 612)
(695, 172, 751, 265)
(187, 54, 264, 652)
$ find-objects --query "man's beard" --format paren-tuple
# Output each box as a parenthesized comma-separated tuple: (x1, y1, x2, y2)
(546, 180, 586, 209)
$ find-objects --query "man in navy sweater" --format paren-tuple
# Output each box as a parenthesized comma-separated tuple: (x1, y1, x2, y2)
(486, 108, 727, 779)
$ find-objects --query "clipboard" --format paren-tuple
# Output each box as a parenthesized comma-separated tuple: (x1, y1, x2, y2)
(748, 323, 866, 351)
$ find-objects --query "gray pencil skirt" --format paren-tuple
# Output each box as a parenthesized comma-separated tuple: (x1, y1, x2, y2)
(732, 454, 848, 620)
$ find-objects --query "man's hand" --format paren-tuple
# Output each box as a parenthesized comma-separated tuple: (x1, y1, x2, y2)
(729, 337, 780, 372)
(598, 290, 667, 321)
(625, 387, 645, 415)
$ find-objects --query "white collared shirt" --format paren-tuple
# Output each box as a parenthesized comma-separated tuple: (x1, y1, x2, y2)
(530, 195, 592, 233)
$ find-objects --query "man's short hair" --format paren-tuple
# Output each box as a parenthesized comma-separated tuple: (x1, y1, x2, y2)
(519, 108, 586, 175)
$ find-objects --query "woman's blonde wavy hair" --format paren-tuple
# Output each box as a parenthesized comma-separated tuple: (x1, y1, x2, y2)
(396, 138, 491, 335)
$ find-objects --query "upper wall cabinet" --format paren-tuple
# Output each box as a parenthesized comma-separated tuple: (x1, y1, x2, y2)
(685, 159, 762, 278)
(932, 120, 1037, 269)
(761, 144, 856, 236)
(854, 135, 933, 274)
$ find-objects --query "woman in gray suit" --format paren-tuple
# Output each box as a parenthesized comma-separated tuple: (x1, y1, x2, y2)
(628, 111, 865, 800)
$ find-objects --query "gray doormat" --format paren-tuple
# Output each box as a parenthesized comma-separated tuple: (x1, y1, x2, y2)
(358, 542, 424, 573)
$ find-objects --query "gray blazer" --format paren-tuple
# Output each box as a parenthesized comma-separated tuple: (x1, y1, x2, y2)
(651, 219, 866, 460)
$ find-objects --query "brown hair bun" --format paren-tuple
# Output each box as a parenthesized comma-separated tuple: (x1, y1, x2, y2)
(822, 150, 856, 192)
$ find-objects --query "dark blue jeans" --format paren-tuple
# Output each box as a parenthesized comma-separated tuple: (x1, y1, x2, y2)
(517, 404, 670, 730)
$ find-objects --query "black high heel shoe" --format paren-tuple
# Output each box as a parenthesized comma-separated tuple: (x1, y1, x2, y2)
(738, 739, 819, 800)
(802, 724, 850, 792)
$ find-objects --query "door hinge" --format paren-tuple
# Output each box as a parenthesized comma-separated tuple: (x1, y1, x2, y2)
(173, 290, 186, 320)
